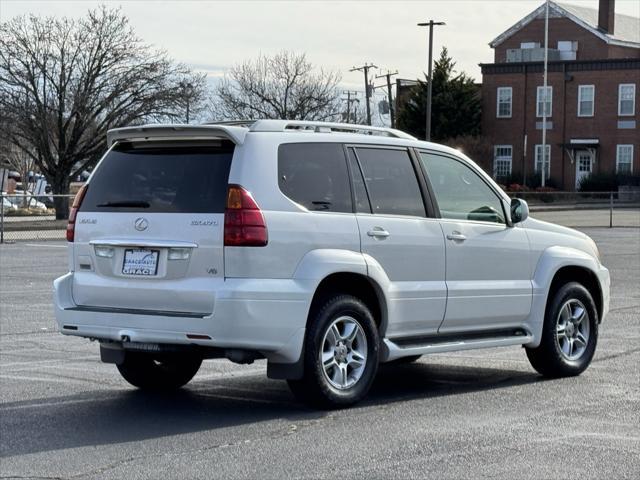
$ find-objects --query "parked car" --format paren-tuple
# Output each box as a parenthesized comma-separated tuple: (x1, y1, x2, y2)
(5, 190, 48, 211)
(2, 194, 18, 211)
(53, 121, 610, 408)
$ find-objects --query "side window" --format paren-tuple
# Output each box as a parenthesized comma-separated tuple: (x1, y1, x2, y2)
(355, 148, 425, 217)
(420, 152, 506, 224)
(347, 148, 371, 213)
(278, 143, 352, 213)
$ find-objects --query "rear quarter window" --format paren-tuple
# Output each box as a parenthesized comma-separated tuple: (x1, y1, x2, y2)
(278, 143, 352, 213)
(81, 142, 234, 214)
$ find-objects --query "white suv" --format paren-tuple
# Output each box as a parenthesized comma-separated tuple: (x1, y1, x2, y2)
(54, 120, 610, 407)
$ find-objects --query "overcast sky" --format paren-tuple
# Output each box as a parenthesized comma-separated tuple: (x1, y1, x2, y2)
(2, 0, 639, 90)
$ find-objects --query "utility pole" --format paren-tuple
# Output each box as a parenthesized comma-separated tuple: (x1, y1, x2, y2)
(342, 90, 359, 123)
(180, 81, 193, 124)
(350, 63, 377, 125)
(417, 20, 445, 141)
(375, 70, 398, 128)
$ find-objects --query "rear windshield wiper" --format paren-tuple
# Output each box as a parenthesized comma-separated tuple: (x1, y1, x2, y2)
(96, 200, 151, 208)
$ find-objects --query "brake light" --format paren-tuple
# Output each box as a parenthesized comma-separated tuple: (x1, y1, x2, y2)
(224, 185, 268, 247)
(66, 184, 88, 242)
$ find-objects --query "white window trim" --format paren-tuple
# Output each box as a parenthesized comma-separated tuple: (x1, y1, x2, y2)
(536, 86, 553, 118)
(493, 145, 513, 177)
(618, 84, 636, 117)
(496, 87, 512, 118)
(577, 85, 595, 117)
(616, 144, 634, 174)
(535, 144, 551, 179)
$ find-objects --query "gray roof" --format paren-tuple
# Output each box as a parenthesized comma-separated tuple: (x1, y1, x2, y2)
(490, 1, 640, 49)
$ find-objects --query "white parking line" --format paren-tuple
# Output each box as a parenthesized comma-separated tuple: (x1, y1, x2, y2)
(0, 396, 115, 411)
(23, 243, 67, 248)
(194, 391, 293, 406)
(0, 374, 95, 385)
(0, 355, 97, 368)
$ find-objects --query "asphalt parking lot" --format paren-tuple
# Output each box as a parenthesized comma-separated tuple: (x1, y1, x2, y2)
(1, 227, 639, 479)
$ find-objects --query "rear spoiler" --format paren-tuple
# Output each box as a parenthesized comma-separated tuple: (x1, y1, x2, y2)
(106, 124, 248, 147)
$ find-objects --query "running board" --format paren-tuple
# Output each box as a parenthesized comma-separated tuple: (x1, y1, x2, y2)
(382, 329, 532, 362)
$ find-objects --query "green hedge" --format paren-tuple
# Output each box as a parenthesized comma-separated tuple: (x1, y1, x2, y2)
(578, 173, 640, 192)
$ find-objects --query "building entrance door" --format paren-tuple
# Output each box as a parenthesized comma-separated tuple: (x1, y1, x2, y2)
(575, 151, 593, 190)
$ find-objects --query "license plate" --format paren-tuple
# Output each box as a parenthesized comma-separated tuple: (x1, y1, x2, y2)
(122, 249, 159, 276)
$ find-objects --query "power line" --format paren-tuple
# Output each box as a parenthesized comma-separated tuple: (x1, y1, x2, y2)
(350, 63, 377, 126)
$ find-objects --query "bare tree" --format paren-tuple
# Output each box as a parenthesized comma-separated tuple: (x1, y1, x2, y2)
(0, 7, 207, 218)
(210, 51, 342, 121)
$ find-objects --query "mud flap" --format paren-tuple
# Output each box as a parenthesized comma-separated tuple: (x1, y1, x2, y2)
(100, 344, 126, 364)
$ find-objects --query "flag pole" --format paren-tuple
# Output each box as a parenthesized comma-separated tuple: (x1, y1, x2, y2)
(541, 0, 549, 187)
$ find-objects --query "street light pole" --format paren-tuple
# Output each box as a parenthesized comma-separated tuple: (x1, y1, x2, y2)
(418, 20, 445, 141)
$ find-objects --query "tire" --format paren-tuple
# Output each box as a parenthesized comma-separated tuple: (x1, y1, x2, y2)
(287, 294, 379, 408)
(526, 282, 598, 378)
(116, 351, 202, 390)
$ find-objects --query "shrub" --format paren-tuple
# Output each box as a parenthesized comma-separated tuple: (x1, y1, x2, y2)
(578, 173, 640, 192)
(524, 173, 559, 189)
(505, 183, 530, 193)
(495, 173, 520, 187)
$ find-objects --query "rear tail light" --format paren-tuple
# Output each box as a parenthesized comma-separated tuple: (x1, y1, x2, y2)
(66, 184, 88, 242)
(224, 185, 268, 247)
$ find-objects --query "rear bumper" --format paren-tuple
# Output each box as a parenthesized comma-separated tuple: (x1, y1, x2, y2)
(53, 273, 312, 363)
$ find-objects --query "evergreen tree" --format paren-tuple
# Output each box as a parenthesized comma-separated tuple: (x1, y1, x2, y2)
(397, 47, 480, 141)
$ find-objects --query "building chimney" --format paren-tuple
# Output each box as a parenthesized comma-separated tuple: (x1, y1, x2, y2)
(598, 0, 615, 34)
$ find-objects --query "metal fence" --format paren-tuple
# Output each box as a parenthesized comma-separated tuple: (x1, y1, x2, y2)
(1, 194, 74, 243)
(1, 191, 639, 243)
(514, 191, 640, 229)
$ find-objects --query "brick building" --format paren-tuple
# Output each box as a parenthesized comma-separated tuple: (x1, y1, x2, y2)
(480, 0, 639, 190)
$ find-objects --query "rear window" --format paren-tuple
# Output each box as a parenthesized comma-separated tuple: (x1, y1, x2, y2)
(81, 142, 234, 213)
(278, 143, 352, 213)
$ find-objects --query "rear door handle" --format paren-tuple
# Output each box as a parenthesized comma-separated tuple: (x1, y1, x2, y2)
(446, 231, 467, 242)
(367, 228, 390, 239)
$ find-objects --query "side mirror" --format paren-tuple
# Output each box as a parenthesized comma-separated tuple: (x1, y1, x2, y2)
(510, 198, 529, 224)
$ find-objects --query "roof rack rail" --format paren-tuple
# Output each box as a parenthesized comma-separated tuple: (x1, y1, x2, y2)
(249, 120, 416, 140)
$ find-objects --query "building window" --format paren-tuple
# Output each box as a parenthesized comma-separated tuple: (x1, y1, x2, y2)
(521, 42, 539, 49)
(496, 87, 512, 118)
(616, 145, 634, 174)
(578, 85, 594, 117)
(494, 145, 513, 178)
(557, 41, 577, 51)
(618, 84, 636, 116)
(537, 86, 553, 117)
(535, 144, 551, 180)
(557, 41, 578, 60)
